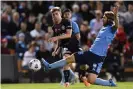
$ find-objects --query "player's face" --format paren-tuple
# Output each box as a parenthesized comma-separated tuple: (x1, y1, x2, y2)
(63, 12, 71, 20)
(52, 11, 62, 24)
(102, 15, 107, 25)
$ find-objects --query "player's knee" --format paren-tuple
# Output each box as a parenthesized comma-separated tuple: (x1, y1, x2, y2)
(63, 65, 70, 70)
(66, 54, 75, 63)
(63, 54, 70, 59)
(87, 78, 95, 84)
(87, 74, 97, 84)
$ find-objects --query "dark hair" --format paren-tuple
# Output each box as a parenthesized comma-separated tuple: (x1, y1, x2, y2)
(41, 15, 46, 22)
(50, 7, 61, 13)
(63, 9, 71, 13)
(104, 11, 114, 25)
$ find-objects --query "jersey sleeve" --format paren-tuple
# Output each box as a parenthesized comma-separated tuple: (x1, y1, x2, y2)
(64, 19, 72, 30)
(72, 21, 80, 34)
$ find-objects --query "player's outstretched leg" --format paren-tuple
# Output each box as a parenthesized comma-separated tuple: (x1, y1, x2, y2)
(95, 78, 116, 86)
(41, 58, 67, 71)
(41, 54, 75, 71)
(87, 73, 116, 87)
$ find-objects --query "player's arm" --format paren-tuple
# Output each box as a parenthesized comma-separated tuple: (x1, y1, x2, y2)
(49, 20, 72, 42)
(52, 40, 60, 56)
(112, 6, 119, 30)
(56, 19, 72, 40)
(56, 28, 72, 40)
(53, 40, 58, 51)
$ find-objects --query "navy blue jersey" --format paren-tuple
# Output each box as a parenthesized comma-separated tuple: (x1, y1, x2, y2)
(52, 19, 72, 47)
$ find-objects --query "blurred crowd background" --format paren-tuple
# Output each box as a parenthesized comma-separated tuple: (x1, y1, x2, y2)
(1, 1, 133, 83)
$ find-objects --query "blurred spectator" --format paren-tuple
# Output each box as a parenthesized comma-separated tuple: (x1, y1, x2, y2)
(17, 2, 29, 22)
(43, 33, 54, 52)
(88, 1, 95, 11)
(30, 22, 45, 45)
(90, 10, 103, 35)
(123, 4, 133, 36)
(22, 41, 36, 68)
(102, 1, 114, 13)
(115, 25, 127, 52)
(96, 1, 103, 12)
(16, 33, 27, 72)
(3, 5, 12, 22)
(80, 21, 90, 46)
(4, 12, 20, 53)
(27, 13, 36, 32)
(123, 4, 133, 24)
(16, 22, 33, 44)
(71, 3, 83, 25)
(11, 1, 18, 10)
(105, 45, 125, 81)
(1, 13, 10, 37)
(124, 38, 133, 63)
(17, 2, 28, 15)
(32, 1, 48, 16)
(1, 38, 10, 54)
(80, 3, 95, 23)
(41, 15, 48, 32)
(8, 12, 20, 36)
(115, 1, 127, 12)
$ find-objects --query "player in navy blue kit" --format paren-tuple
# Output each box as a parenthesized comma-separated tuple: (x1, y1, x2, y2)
(42, 6, 119, 86)
(63, 9, 91, 87)
(60, 9, 81, 86)
(48, 7, 82, 87)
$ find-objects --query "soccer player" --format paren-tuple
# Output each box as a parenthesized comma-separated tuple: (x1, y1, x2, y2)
(63, 9, 90, 87)
(42, 6, 118, 86)
(60, 9, 81, 86)
(48, 7, 81, 87)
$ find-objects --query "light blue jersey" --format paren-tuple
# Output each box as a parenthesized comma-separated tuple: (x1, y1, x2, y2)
(71, 21, 80, 35)
(90, 25, 117, 56)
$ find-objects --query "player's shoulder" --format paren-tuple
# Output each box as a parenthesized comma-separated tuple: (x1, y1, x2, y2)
(104, 25, 116, 34)
(71, 21, 78, 25)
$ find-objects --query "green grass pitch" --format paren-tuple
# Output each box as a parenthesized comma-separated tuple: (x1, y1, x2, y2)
(1, 82, 133, 89)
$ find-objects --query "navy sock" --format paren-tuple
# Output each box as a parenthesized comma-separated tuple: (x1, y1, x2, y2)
(63, 70, 70, 83)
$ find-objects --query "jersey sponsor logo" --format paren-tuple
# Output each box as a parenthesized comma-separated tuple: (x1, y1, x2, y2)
(78, 51, 84, 55)
(61, 25, 65, 30)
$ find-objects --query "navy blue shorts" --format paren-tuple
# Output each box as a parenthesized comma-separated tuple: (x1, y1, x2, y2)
(74, 50, 105, 75)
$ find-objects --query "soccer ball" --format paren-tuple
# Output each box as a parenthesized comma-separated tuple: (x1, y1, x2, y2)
(28, 59, 41, 71)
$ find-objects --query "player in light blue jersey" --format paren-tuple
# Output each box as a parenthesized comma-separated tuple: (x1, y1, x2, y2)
(41, 6, 119, 86)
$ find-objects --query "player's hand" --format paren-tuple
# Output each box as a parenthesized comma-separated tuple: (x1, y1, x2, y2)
(48, 37, 58, 42)
(52, 51, 58, 56)
(113, 6, 119, 15)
